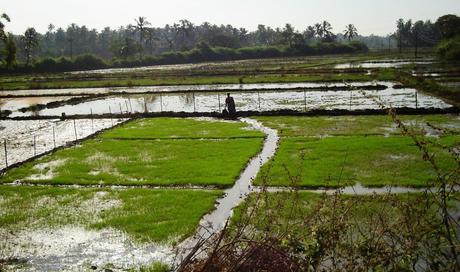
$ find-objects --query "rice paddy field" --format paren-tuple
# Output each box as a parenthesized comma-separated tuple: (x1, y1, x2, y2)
(0, 54, 459, 271)
(254, 114, 460, 187)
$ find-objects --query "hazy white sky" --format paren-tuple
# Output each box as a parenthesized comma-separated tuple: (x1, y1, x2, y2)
(2, 0, 460, 35)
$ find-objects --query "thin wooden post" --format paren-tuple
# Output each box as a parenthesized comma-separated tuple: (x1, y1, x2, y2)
(33, 135, 37, 156)
(125, 100, 130, 114)
(3, 139, 7, 167)
(160, 93, 163, 112)
(128, 98, 133, 113)
(53, 125, 56, 149)
(303, 90, 307, 111)
(349, 91, 353, 111)
(73, 119, 78, 141)
(119, 102, 123, 115)
(257, 91, 261, 111)
(218, 93, 221, 112)
(415, 90, 418, 109)
(143, 97, 148, 113)
(109, 106, 114, 126)
(193, 92, 196, 112)
(90, 108, 94, 133)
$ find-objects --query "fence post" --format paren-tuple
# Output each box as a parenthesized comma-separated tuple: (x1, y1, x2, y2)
(193, 92, 196, 112)
(415, 90, 418, 109)
(218, 93, 221, 112)
(3, 139, 7, 168)
(53, 125, 56, 149)
(349, 91, 353, 111)
(90, 108, 94, 133)
(125, 100, 130, 114)
(258, 91, 261, 111)
(109, 106, 114, 126)
(33, 135, 37, 156)
(303, 90, 307, 112)
(73, 119, 78, 141)
(128, 98, 133, 113)
(144, 97, 148, 113)
(119, 102, 123, 115)
(160, 93, 163, 112)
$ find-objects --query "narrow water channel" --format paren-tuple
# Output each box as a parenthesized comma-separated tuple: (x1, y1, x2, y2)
(175, 117, 279, 263)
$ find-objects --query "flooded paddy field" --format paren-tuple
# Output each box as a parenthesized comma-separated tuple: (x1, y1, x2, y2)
(0, 81, 453, 118)
(334, 58, 435, 69)
(0, 118, 126, 171)
(0, 186, 221, 271)
(0, 81, 389, 97)
(1, 56, 459, 271)
(1, 114, 458, 270)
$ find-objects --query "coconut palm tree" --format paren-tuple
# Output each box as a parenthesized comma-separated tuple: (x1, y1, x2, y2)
(134, 16, 151, 58)
(0, 12, 10, 40)
(343, 24, 358, 41)
(314, 23, 323, 38)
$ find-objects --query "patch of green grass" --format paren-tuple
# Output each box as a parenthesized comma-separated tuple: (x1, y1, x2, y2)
(0, 186, 221, 243)
(128, 262, 170, 272)
(1, 117, 264, 186)
(256, 135, 459, 188)
(101, 118, 265, 139)
(255, 115, 460, 137)
(94, 188, 221, 243)
(1, 138, 263, 186)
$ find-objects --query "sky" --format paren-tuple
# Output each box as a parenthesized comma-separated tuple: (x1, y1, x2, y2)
(2, 0, 460, 36)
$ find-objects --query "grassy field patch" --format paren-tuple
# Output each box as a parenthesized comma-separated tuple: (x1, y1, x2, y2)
(1, 137, 263, 186)
(253, 115, 459, 187)
(101, 117, 265, 139)
(255, 114, 460, 137)
(0, 186, 221, 243)
(1, 117, 264, 186)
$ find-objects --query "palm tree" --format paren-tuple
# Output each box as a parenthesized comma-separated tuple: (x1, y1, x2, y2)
(304, 26, 316, 40)
(0, 12, 10, 40)
(321, 21, 333, 37)
(314, 23, 323, 38)
(134, 16, 151, 58)
(343, 24, 358, 41)
(21, 27, 40, 65)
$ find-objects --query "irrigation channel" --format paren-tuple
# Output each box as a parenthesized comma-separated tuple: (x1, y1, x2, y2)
(0, 114, 444, 271)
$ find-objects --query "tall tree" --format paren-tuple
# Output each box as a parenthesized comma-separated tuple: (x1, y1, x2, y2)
(0, 12, 10, 40)
(3, 33, 16, 69)
(435, 14, 460, 39)
(21, 27, 40, 65)
(343, 24, 358, 41)
(66, 23, 78, 59)
(134, 16, 151, 58)
(320, 21, 335, 42)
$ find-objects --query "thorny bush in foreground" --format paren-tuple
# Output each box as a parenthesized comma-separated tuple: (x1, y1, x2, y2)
(178, 92, 459, 271)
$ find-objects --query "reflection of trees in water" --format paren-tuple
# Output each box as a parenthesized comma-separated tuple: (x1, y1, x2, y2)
(182, 93, 194, 106)
(121, 94, 160, 112)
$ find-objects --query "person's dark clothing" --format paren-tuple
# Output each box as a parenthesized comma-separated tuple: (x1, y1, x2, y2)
(225, 96, 236, 115)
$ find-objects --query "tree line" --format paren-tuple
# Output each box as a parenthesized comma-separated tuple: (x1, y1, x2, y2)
(0, 14, 458, 72)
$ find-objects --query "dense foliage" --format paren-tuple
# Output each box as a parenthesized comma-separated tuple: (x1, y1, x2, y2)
(0, 13, 456, 72)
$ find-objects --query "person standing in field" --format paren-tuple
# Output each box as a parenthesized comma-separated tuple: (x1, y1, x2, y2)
(225, 93, 236, 116)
